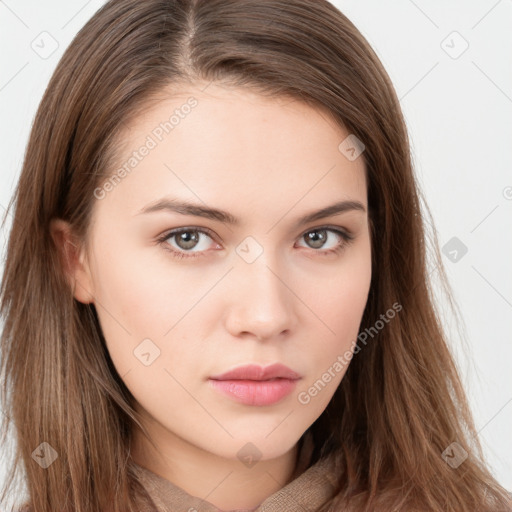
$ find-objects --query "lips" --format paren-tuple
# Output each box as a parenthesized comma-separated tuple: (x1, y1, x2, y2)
(208, 364, 301, 406)
(209, 363, 301, 381)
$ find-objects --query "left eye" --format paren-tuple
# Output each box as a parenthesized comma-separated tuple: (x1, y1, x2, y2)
(297, 228, 350, 251)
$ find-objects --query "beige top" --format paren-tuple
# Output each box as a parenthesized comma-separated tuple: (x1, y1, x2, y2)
(132, 434, 338, 512)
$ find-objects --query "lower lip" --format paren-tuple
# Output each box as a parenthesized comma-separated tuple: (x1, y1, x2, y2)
(208, 378, 299, 406)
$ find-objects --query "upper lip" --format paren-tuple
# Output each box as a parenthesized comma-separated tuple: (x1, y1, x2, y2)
(209, 363, 301, 381)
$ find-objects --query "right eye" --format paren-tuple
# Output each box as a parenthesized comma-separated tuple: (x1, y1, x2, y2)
(156, 227, 221, 259)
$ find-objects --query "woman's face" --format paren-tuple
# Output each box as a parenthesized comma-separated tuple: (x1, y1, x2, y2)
(70, 83, 371, 463)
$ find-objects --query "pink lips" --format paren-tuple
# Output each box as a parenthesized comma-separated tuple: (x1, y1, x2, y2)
(208, 363, 301, 406)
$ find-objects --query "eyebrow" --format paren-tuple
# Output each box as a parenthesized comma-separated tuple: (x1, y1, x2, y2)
(136, 197, 366, 227)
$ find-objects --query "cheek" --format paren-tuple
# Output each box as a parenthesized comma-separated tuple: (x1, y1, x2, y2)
(316, 240, 372, 341)
(303, 240, 371, 372)
(294, 257, 371, 413)
(86, 238, 168, 368)
(315, 280, 370, 371)
(331, 264, 371, 338)
(89, 238, 211, 380)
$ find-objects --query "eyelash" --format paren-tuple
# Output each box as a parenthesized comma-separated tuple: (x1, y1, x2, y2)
(156, 225, 355, 261)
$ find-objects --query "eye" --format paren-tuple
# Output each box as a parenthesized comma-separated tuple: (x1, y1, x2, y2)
(296, 227, 354, 256)
(157, 228, 219, 259)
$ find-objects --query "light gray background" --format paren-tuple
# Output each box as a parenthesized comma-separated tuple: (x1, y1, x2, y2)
(1, 0, 511, 507)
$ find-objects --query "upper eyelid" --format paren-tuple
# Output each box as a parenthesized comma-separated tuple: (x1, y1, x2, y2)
(161, 224, 351, 246)
(163, 224, 350, 238)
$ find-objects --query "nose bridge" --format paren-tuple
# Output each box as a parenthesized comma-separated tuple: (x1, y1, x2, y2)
(224, 239, 296, 339)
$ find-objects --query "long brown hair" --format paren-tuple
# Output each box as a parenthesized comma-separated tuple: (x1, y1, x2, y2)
(1, 0, 511, 510)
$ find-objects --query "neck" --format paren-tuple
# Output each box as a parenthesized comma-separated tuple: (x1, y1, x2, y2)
(130, 419, 300, 511)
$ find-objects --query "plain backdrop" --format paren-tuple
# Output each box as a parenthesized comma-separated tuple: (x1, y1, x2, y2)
(1, 0, 511, 508)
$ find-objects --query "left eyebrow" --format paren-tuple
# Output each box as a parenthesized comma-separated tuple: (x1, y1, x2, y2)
(135, 197, 366, 227)
(294, 200, 366, 226)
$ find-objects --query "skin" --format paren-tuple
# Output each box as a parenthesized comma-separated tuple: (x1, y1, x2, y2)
(51, 82, 372, 510)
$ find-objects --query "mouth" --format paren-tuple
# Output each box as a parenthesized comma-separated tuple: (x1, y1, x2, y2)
(208, 363, 301, 406)
(209, 363, 301, 381)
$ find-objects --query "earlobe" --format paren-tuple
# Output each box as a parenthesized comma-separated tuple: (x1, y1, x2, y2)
(49, 218, 95, 304)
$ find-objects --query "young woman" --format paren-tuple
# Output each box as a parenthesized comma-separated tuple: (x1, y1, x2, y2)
(1, 0, 510, 511)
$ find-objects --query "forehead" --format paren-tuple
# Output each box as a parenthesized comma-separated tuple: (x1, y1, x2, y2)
(97, 83, 367, 222)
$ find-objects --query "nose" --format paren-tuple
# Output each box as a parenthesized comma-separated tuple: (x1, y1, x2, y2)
(223, 255, 298, 342)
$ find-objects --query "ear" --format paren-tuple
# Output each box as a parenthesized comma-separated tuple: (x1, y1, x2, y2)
(49, 218, 94, 304)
